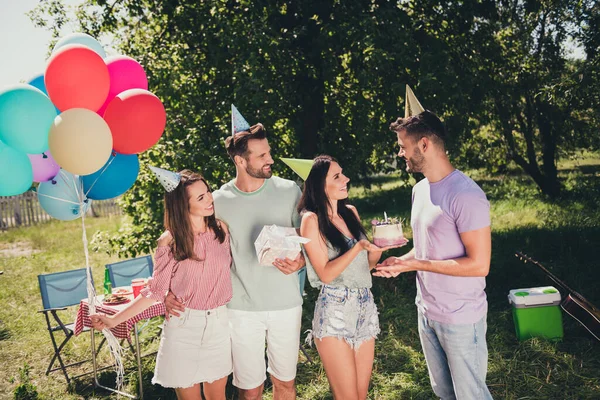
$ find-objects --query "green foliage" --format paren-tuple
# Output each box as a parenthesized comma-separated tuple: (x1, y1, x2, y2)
(28, 0, 600, 254)
(12, 364, 38, 400)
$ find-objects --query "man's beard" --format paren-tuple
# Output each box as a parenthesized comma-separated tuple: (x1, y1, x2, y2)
(405, 147, 425, 173)
(246, 164, 273, 179)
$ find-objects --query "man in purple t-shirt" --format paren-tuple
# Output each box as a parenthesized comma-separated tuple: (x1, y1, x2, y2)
(374, 110, 493, 399)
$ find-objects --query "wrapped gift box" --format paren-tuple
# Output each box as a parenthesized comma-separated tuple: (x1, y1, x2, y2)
(254, 225, 310, 266)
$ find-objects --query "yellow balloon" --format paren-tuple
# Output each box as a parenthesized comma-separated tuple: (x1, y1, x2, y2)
(49, 108, 113, 175)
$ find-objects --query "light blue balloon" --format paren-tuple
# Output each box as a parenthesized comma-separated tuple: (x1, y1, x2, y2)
(27, 74, 60, 114)
(82, 152, 139, 200)
(52, 33, 107, 58)
(37, 170, 91, 220)
(0, 84, 58, 154)
(0, 140, 33, 196)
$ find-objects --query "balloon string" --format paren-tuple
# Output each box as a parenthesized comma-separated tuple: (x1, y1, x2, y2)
(53, 170, 79, 202)
(84, 154, 116, 197)
(80, 190, 125, 390)
(70, 171, 83, 202)
(35, 192, 81, 205)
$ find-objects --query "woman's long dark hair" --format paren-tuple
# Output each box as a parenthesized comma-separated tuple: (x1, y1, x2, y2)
(297, 155, 366, 253)
(164, 170, 225, 261)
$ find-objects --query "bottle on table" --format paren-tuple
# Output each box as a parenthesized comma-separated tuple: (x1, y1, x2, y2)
(103, 267, 112, 295)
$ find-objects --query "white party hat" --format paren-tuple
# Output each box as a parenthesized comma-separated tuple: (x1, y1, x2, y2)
(149, 166, 181, 192)
(231, 104, 251, 136)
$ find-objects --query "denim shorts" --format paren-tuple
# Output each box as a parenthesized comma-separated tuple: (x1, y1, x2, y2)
(308, 285, 380, 350)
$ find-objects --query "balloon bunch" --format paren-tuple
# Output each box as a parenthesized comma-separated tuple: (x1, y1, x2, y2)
(0, 33, 166, 220)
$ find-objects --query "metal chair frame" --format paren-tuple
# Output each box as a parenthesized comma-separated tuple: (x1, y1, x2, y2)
(38, 268, 106, 383)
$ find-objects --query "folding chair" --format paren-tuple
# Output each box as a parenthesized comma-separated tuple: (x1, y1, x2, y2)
(106, 255, 157, 356)
(106, 255, 153, 288)
(38, 268, 105, 383)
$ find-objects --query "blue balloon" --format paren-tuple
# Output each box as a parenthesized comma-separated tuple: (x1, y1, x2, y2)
(38, 170, 91, 220)
(82, 152, 139, 200)
(0, 84, 58, 154)
(0, 140, 33, 196)
(28, 74, 47, 94)
(52, 33, 107, 58)
(27, 74, 60, 114)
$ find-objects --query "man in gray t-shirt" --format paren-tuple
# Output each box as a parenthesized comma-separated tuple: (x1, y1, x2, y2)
(166, 120, 305, 399)
(375, 110, 493, 400)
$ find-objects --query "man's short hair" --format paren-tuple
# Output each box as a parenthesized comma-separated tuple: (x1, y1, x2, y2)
(225, 123, 267, 161)
(389, 110, 447, 148)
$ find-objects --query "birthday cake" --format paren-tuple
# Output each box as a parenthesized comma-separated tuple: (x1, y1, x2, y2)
(372, 214, 405, 247)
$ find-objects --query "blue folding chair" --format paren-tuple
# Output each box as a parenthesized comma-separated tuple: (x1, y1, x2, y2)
(106, 255, 153, 288)
(106, 255, 157, 352)
(38, 268, 105, 383)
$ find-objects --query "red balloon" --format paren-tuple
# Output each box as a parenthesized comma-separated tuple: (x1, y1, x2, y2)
(45, 44, 109, 112)
(104, 89, 166, 154)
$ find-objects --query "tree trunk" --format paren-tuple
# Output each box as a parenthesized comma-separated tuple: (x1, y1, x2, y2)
(495, 97, 561, 197)
(297, 21, 324, 158)
(535, 99, 561, 197)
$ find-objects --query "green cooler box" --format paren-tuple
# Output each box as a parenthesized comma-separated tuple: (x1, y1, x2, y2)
(508, 286, 564, 341)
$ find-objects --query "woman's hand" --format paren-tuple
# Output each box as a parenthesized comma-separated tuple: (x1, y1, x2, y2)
(358, 238, 409, 253)
(90, 313, 116, 330)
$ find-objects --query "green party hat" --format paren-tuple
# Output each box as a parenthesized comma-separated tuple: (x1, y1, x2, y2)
(281, 158, 314, 181)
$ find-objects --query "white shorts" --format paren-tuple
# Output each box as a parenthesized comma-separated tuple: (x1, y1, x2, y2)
(228, 306, 302, 389)
(153, 305, 232, 388)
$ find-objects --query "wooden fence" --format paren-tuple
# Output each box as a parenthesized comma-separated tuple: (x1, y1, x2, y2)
(0, 192, 122, 230)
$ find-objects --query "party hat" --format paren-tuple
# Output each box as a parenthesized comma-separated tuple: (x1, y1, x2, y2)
(149, 166, 181, 192)
(405, 84, 425, 118)
(231, 104, 251, 136)
(281, 158, 314, 181)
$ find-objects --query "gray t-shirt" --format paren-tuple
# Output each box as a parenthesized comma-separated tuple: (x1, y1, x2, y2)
(411, 169, 491, 324)
(306, 235, 373, 289)
(213, 176, 303, 311)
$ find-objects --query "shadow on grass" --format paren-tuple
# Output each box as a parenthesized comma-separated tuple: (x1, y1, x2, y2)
(66, 166, 599, 399)
(0, 325, 10, 341)
(68, 363, 242, 399)
(488, 224, 600, 310)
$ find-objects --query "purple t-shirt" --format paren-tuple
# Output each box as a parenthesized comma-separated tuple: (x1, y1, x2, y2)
(411, 169, 490, 324)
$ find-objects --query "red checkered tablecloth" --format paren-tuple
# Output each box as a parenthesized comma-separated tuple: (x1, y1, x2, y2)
(74, 296, 166, 339)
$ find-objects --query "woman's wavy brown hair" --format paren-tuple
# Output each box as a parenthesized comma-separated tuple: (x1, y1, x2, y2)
(163, 170, 225, 261)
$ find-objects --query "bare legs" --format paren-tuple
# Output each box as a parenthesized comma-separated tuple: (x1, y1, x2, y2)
(238, 377, 295, 400)
(316, 337, 375, 400)
(175, 376, 228, 400)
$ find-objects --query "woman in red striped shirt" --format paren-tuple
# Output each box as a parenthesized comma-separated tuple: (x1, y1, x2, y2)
(91, 169, 233, 400)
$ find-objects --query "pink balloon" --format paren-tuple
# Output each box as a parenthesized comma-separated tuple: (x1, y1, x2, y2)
(97, 55, 148, 116)
(28, 152, 60, 182)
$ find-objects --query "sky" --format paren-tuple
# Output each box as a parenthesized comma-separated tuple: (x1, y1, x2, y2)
(0, 0, 84, 88)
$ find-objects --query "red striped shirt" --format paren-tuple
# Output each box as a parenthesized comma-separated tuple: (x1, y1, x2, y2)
(140, 231, 232, 310)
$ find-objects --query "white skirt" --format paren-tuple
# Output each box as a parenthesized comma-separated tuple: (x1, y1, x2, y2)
(152, 305, 232, 388)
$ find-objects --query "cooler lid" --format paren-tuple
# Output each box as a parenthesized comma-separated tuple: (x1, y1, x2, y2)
(508, 286, 561, 308)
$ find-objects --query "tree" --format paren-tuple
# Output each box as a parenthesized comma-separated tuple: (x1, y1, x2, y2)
(30, 0, 599, 255)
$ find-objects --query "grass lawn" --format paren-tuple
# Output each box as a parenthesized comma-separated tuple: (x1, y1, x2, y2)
(1, 152, 599, 399)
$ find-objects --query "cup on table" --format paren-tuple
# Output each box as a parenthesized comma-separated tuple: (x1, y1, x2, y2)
(131, 278, 145, 298)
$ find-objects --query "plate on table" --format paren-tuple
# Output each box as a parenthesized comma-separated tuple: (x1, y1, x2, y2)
(112, 286, 133, 296)
(103, 294, 131, 306)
